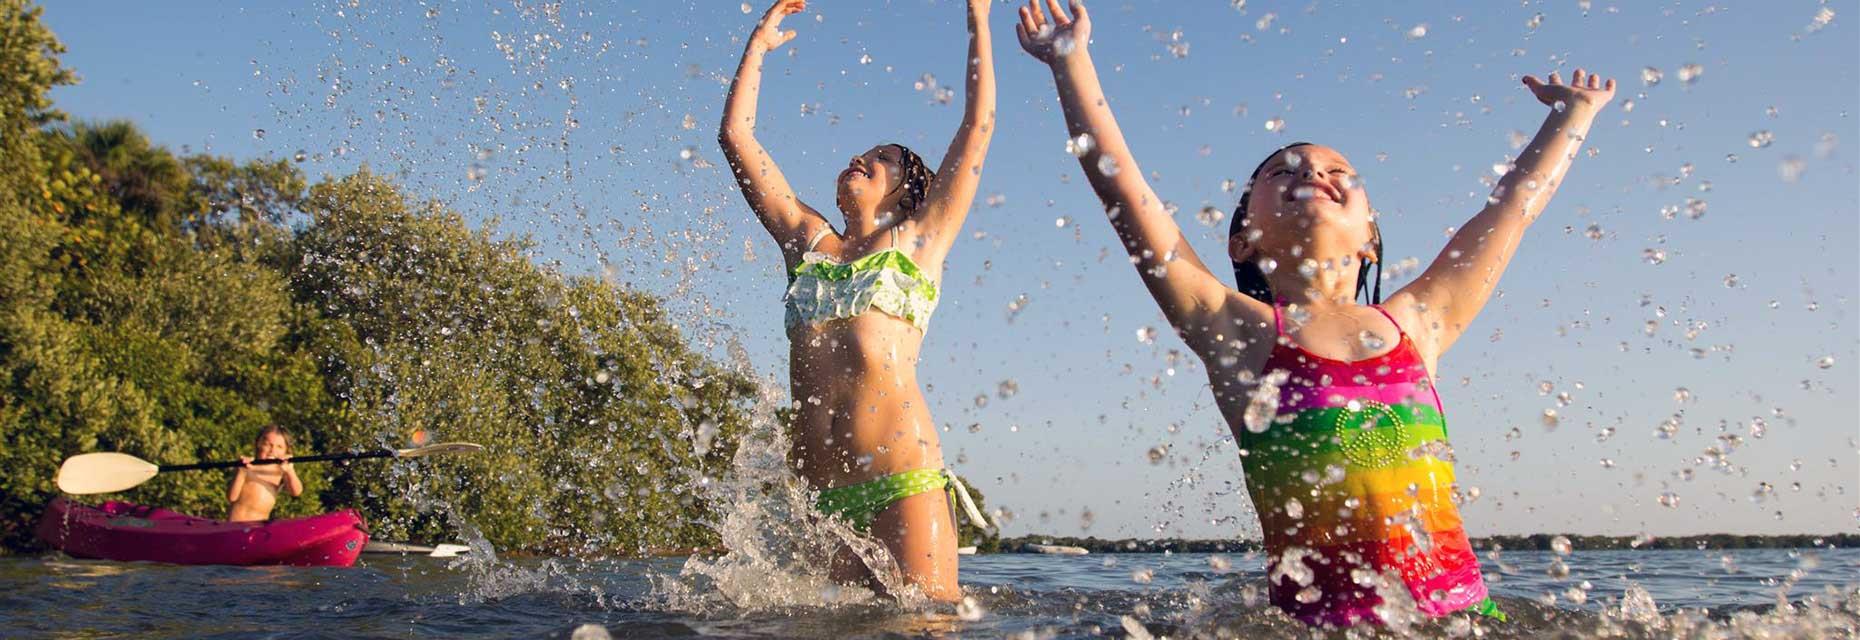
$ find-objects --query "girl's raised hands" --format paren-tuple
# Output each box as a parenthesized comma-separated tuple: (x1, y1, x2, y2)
(1015, 0, 1089, 64)
(750, 0, 805, 52)
(1522, 68, 1617, 111)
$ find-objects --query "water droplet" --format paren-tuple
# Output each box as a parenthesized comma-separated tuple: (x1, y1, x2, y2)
(251, 129, 266, 140)
(1748, 131, 1775, 148)
(997, 379, 1020, 399)
(1551, 535, 1573, 555)
(1674, 387, 1692, 402)
(740, 3, 752, 14)
(1258, 257, 1278, 274)
(1145, 444, 1168, 465)
(1677, 63, 1704, 85)
(1815, 355, 1835, 369)
(1406, 24, 1428, 39)
(1296, 259, 1319, 278)
(1054, 216, 1071, 228)
(1641, 67, 1663, 86)
(1779, 156, 1807, 182)
(571, 623, 613, 640)
(1066, 132, 1095, 157)
(858, 53, 873, 65)
(1243, 370, 1289, 433)
(1196, 206, 1225, 227)
(1541, 409, 1560, 429)
(1096, 154, 1121, 176)
(1358, 330, 1386, 350)
(1642, 248, 1667, 265)
(956, 596, 986, 621)
(1136, 326, 1158, 344)
(1284, 497, 1304, 519)
(1263, 116, 1285, 132)
(1658, 491, 1681, 508)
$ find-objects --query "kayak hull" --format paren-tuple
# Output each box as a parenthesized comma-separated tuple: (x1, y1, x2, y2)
(35, 498, 368, 567)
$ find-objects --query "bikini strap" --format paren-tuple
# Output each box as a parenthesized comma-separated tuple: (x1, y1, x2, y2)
(1271, 301, 1285, 336)
(805, 227, 832, 252)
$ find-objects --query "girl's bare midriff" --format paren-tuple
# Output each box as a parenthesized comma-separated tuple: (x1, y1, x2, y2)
(228, 467, 285, 523)
(786, 313, 943, 491)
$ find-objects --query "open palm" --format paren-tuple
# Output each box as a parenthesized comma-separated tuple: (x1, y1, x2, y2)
(1015, 0, 1089, 64)
(1522, 68, 1616, 110)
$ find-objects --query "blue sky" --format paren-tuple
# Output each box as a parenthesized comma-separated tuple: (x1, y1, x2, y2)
(43, 1, 1855, 539)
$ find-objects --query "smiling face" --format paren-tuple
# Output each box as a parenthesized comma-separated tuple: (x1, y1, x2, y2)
(1230, 144, 1377, 265)
(255, 429, 290, 459)
(835, 144, 909, 222)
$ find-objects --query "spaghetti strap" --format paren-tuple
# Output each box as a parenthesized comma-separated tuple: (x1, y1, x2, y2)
(805, 227, 833, 252)
(1368, 304, 1409, 339)
(1271, 301, 1285, 336)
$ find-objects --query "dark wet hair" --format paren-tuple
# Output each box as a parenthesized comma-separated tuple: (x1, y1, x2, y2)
(1229, 142, 1383, 305)
(887, 144, 935, 213)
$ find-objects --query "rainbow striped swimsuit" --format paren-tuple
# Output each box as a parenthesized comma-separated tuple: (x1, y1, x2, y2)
(1239, 304, 1502, 626)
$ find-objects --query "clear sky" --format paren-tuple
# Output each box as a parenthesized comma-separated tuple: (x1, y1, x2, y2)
(42, 1, 1856, 539)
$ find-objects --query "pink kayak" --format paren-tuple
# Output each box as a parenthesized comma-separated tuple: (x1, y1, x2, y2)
(36, 498, 368, 567)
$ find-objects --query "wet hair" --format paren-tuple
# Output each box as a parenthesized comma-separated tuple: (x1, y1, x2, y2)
(887, 144, 935, 213)
(254, 424, 292, 455)
(1229, 142, 1384, 305)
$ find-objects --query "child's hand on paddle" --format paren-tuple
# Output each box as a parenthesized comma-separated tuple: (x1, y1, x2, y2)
(750, 0, 805, 53)
(1522, 68, 1616, 113)
(1016, 0, 1089, 64)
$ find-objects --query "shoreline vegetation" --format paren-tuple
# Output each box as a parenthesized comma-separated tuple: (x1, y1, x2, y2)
(994, 533, 1860, 554)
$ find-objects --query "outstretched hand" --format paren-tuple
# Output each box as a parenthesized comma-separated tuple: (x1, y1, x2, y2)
(750, 0, 805, 52)
(1522, 68, 1616, 112)
(1015, 0, 1089, 64)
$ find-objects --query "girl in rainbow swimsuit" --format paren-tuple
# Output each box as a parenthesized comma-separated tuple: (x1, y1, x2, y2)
(1011, 0, 1616, 626)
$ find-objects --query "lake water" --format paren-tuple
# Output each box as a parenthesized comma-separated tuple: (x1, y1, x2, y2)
(2, 548, 1854, 638)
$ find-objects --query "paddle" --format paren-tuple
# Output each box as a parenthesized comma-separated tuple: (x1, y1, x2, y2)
(54, 442, 485, 495)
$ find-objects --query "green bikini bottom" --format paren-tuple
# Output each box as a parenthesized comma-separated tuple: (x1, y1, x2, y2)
(815, 468, 991, 533)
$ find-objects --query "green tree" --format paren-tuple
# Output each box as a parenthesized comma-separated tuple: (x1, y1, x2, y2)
(286, 170, 756, 554)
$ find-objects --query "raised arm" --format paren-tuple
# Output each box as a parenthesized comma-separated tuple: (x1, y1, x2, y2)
(718, 0, 827, 264)
(908, 0, 998, 261)
(1387, 69, 1616, 358)
(1016, 0, 1251, 347)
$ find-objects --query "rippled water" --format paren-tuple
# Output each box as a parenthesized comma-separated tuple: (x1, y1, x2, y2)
(2, 548, 1855, 638)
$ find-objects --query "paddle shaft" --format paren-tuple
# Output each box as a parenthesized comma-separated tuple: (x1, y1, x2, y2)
(158, 449, 396, 472)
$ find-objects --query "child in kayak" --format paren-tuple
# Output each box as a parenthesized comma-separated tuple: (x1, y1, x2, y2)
(1012, 0, 1615, 627)
(227, 425, 303, 522)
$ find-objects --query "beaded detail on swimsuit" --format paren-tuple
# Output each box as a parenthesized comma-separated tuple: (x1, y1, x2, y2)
(783, 227, 939, 331)
(1237, 303, 1503, 627)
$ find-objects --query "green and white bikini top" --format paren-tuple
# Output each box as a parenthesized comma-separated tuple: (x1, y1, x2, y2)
(783, 226, 940, 331)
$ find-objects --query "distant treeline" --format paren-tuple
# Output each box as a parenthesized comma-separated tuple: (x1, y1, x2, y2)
(998, 533, 1860, 554)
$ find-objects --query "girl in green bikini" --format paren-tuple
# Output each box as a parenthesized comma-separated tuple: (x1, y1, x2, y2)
(718, 0, 996, 601)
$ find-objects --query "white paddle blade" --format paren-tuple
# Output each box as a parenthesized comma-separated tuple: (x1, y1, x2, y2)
(429, 544, 472, 558)
(56, 452, 160, 495)
(393, 442, 484, 459)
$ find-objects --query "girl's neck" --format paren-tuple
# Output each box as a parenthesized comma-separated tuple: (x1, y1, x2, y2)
(1262, 251, 1363, 308)
(838, 203, 903, 242)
